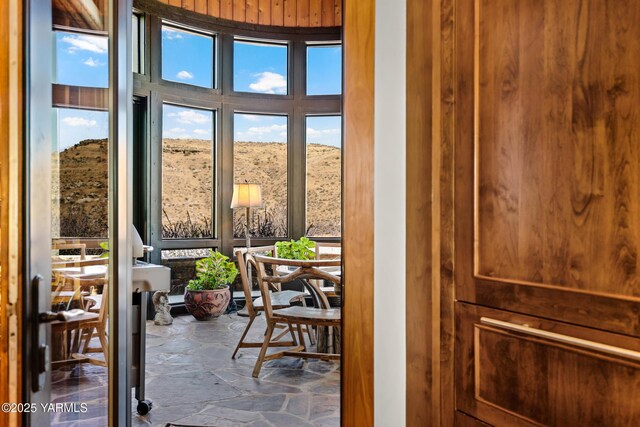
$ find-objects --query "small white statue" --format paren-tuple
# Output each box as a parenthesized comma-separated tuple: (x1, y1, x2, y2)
(152, 290, 173, 325)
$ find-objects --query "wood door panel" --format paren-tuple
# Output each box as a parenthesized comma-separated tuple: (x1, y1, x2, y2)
(454, 0, 640, 333)
(476, 0, 640, 295)
(456, 303, 640, 427)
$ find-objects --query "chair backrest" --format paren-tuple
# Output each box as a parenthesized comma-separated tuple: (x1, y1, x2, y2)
(251, 255, 341, 318)
(313, 242, 341, 260)
(234, 246, 275, 317)
(52, 242, 87, 260)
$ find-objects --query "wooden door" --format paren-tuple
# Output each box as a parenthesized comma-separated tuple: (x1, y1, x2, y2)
(454, 0, 640, 425)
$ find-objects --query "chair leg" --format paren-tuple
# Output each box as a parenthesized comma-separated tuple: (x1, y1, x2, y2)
(296, 323, 306, 351)
(306, 325, 316, 345)
(81, 327, 93, 353)
(232, 315, 256, 359)
(288, 322, 298, 345)
(97, 328, 108, 364)
(253, 322, 275, 378)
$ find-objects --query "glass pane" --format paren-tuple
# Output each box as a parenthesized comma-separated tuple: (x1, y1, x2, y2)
(233, 113, 288, 238)
(132, 14, 141, 74)
(162, 25, 214, 88)
(49, 6, 111, 426)
(307, 44, 342, 95)
(306, 116, 342, 236)
(52, 108, 110, 238)
(54, 30, 108, 88)
(162, 104, 214, 239)
(234, 40, 288, 95)
(161, 248, 215, 300)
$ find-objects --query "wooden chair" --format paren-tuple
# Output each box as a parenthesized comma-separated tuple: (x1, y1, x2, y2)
(52, 242, 87, 261)
(232, 247, 312, 359)
(313, 242, 341, 260)
(250, 255, 341, 378)
(51, 277, 108, 368)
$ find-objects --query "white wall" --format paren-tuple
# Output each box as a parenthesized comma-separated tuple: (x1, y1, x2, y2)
(374, 0, 407, 424)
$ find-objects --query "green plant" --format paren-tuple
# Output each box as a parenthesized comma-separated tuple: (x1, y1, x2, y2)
(275, 237, 316, 260)
(186, 250, 238, 291)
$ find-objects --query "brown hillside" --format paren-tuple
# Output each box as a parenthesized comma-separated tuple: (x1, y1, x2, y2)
(54, 138, 341, 238)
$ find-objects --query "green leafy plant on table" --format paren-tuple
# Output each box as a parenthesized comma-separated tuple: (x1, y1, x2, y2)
(187, 250, 238, 290)
(275, 237, 316, 260)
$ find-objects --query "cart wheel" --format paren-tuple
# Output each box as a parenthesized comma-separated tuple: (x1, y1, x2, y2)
(136, 400, 152, 415)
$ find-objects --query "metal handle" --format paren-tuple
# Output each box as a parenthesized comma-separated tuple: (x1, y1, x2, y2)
(480, 317, 640, 363)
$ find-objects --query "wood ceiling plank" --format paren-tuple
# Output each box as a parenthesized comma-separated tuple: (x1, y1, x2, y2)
(258, 0, 271, 25)
(321, 0, 334, 26)
(297, 0, 309, 27)
(271, 0, 284, 25)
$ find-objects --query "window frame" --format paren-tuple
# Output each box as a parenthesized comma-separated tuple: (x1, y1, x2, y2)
(133, 7, 342, 266)
(231, 37, 293, 99)
(160, 20, 218, 91)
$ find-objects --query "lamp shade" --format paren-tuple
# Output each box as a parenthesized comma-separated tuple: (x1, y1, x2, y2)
(231, 183, 263, 209)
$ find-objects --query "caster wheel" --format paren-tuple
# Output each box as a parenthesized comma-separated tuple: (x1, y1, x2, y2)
(136, 400, 152, 415)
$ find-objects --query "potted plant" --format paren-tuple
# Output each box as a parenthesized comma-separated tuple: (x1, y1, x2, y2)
(184, 250, 238, 321)
(275, 236, 316, 260)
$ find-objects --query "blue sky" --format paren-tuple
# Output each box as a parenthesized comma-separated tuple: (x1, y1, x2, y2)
(55, 31, 109, 87)
(162, 26, 214, 88)
(55, 108, 109, 151)
(234, 41, 288, 94)
(54, 28, 341, 149)
(307, 45, 342, 95)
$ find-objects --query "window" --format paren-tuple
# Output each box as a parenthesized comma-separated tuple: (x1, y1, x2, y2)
(161, 248, 215, 299)
(307, 44, 342, 95)
(306, 116, 342, 236)
(132, 13, 143, 74)
(233, 113, 288, 238)
(233, 39, 288, 95)
(161, 24, 214, 88)
(162, 104, 215, 238)
(52, 108, 109, 238)
(54, 31, 108, 88)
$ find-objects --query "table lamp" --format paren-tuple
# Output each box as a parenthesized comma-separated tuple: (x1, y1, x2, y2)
(231, 183, 263, 249)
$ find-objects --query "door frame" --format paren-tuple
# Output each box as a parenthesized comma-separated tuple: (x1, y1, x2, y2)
(0, 0, 23, 425)
(19, 0, 134, 425)
(4, 0, 377, 425)
(342, 0, 376, 425)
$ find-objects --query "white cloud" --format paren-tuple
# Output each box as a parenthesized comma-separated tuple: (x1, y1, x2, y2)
(83, 57, 104, 67)
(162, 27, 184, 40)
(62, 116, 97, 127)
(237, 124, 288, 142)
(248, 72, 287, 94)
(307, 127, 340, 137)
(176, 70, 194, 80)
(62, 34, 108, 54)
(306, 127, 341, 146)
(164, 127, 192, 139)
(168, 110, 210, 125)
(240, 114, 262, 122)
(193, 129, 210, 135)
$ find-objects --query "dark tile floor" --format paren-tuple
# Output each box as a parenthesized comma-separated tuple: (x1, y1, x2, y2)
(51, 313, 340, 426)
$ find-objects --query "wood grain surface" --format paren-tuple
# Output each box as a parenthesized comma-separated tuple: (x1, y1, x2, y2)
(454, 0, 640, 334)
(0, 0, 23, 425)
(342, 0, 374, 424)
(475, 0, 640, 296)
(155, 0, 341, 26)
(457, 303, 640, 426)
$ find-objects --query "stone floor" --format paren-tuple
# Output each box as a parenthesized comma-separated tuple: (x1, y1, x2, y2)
(51, 313, 340, 426)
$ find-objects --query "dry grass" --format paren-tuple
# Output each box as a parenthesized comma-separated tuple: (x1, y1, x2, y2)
(53, 138, 341, 239)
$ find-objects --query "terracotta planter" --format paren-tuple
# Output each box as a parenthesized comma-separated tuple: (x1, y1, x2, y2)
(184, 286, 231, 321)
